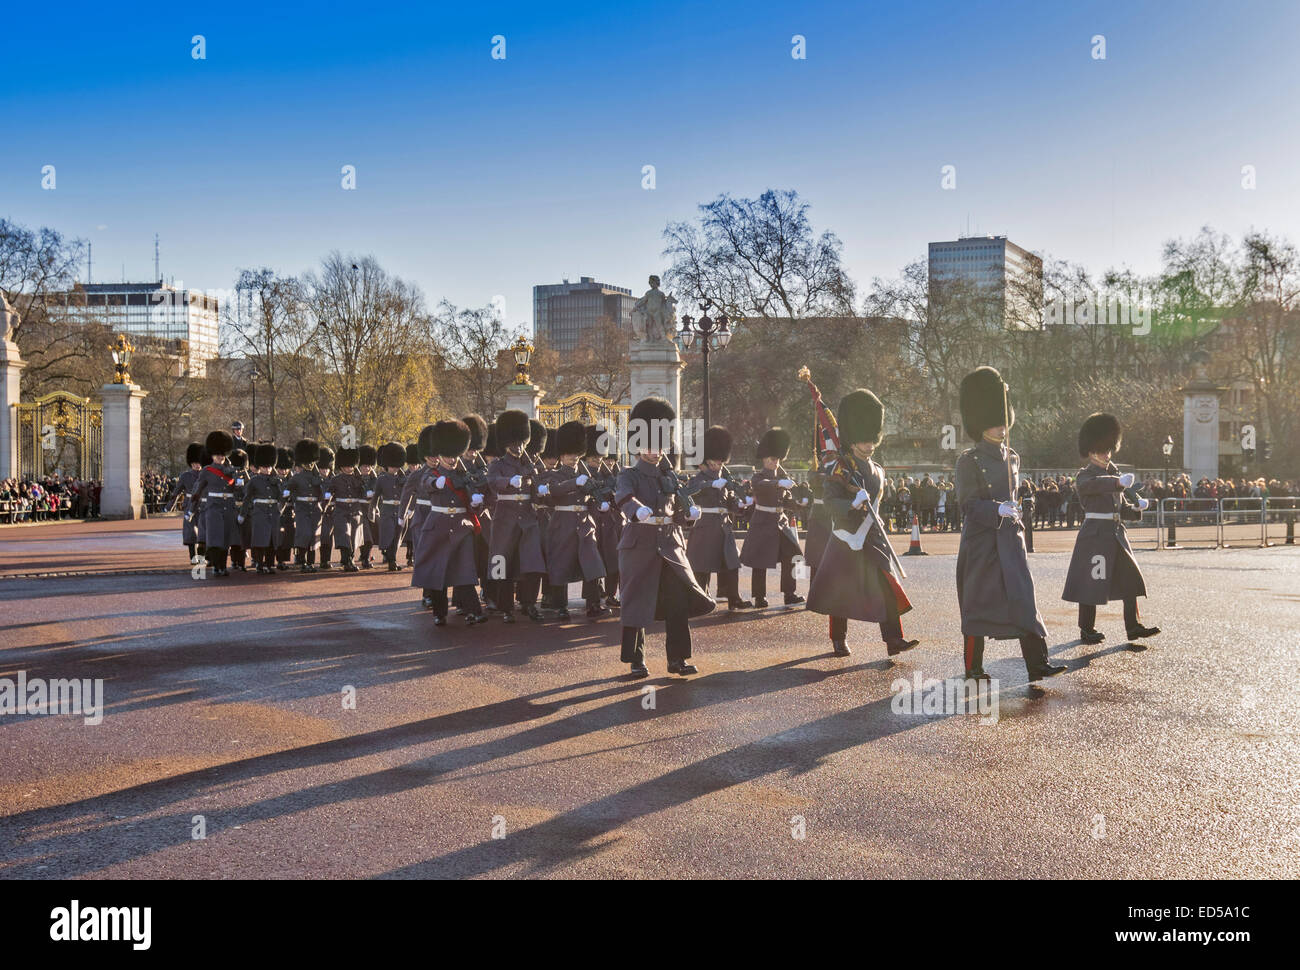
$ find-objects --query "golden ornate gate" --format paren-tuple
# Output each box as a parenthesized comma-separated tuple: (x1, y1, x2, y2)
(15, 391, 103, 480)
(538, 391, 629, 431)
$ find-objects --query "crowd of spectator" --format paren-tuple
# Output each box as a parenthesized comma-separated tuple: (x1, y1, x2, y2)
(0, 471, 179, 524)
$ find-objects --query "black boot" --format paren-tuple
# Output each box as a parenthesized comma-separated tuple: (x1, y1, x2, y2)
(728, 598, 754, 611)
(629, 662, 649, 678)
(831, 638, 851, 657)
(1127, 623, 1161, 640)
(525, 605, 544, 622)
(342, 551, 359, 573)
(1027, 662, 1068, 681)
(784, 593, 805, 606)
(886, 638, 920, 656)
(1080, 628, 1105, 645)
(667, 660, 698, 675)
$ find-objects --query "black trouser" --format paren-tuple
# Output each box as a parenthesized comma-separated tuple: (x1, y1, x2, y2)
(694, 567, 740, 603)
(516, 573, 542, 608)
(604, 571, 619, 598)
(1079, 600, 1139, 633)
(205, 546, 228, 571)
(829, 590, 903, 645)
(751, 560, 795, 599)
(1023, 519, 1035, 553)
(621, 563, 692, 664)
(359, 542, 373, 564)
(964, 633, 1049, 674)
(426, 585, 482, 620)
(384, 539, 399, 565)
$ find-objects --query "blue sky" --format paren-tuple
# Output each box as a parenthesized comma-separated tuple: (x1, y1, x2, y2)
(3, 0, 1297, 335)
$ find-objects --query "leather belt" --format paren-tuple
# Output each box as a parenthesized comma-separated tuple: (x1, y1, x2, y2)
(754, 504, 782, 513)
(638, 515, 674, 525)
(496, 494, 529, 501)
(1085, 511, 1121, 521)
(430, 506, 466, 515)
(553, 504, 587, 512)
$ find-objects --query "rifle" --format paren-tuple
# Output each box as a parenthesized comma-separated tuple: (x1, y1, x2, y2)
(656, 456, 707, 514)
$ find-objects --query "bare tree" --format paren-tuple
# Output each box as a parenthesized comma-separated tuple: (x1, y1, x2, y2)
(430, 299, 517, 418)
(225, 268, 305, 441)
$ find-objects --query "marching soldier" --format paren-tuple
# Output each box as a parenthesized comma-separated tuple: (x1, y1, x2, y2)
(191, 430, 238, 577)
(275, 447, 295, 570)
(402, 425, 443, 607)
(615, 396, 716, 677)
(461, 415, 493, 603)
(806, 389, 919, 658)
(1063, 413, 1161, 644)
(330, 447, 366, 572)
(403, 443, 420, 566)
(242, 443, 283, 575)
(486, 411, 548, 622)
(538, 420, 608, 619)
(589, 425, 623, 610)
(739, 427, 805, 608)
(685, 425, 752, 611)
(375, 442, 407, 571)
(357, 444, 379, 569)
(283, 439, 324, 572)
(411, 419, 487, 626)
(172, 442, 204, 564)
(805, 446, 837, 581)
(227, 447, 250, 571)
(955, 366, 1065, 681)
(317, 446, 336, 569)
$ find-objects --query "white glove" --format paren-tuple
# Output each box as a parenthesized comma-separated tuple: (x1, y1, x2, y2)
(576, 474, 588, 486)
(852, 488, 870, 509)
(365, 490, 374, 498)
(635, 506, 652, 521)
(510, 475, 523, 488)
(434, 475, 446, 489)
(324, 492, 333, 501)
(1119, 473, 1135, 487)
(778, 478, 795, 488)
(281, 489, 290, 498)
(998, 501, 1020, 519)
(712, 477, 728, 489)
(471, 493, 484, 506)
(688, 506, 702, 520)
(537, 483, 550, 496)
(402, 509, 413, 522)
(1138, 497, 1150, 510)
(799, 497, 810, 506)
(745, 496, 755, 506)
(599, 500, 610, 512)
(237, 514, 245, 524)
(236, 478, 245, 487)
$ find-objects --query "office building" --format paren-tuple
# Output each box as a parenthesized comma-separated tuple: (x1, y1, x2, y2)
(533, 276, 636, 351)
(927, 235, 1042, 329)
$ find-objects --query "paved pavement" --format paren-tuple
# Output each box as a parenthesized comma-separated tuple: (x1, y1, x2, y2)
(0, 529, 1297, 878)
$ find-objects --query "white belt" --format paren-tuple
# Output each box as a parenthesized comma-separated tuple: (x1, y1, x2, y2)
(381, 500, 399, 505)
(754, 504, 782, 513)
(639, 515, 674, 525)
(813, 499, 825, 505)
(430, 506, 466, 515)
(1085, 511, 1120, 521)
(294, 496, 317, 502)
(697, 506, 726, 514)
(496, 494, 529, 502)
(254, 498, 278, 504)
(339, 498, 368, 504)
(553, 504, 587, 512)
(415, 499, 432, 506)
(208, 492, 233, 498)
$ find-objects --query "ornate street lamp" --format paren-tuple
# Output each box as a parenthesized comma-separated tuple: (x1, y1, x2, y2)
(109, 334, 134, 384)
(677, 299, 732, 430)
(1162, 434, 1174, 482)
(511, 334, 534, 385)
(251, 371, 259, 441)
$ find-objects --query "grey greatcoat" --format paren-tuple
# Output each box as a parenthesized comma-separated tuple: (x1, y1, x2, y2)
(615, 458, 716, 628)
(806, 455, 912, 623)
(375, 470, 405, 550)
(685, 468, 742, 572)
(398, 463, 436, 545)
(1062, 460, 1147, 605)
(594, 465, 624, 575)
(173, 468, 202, 546)
(330, 470, 367, 551)
(242, 472, 283, 548)
(283, 468, 325, 548)
(411, 469, 480, 590)
(804, 456, 836, 571)
(954, 440, 1048, 639)
(191, 463, 238, 549)
(739, 466, 801, 569)
(542, 464, 606, 585)
(359, 469, 379, 545)
(487, 451, 548, 577)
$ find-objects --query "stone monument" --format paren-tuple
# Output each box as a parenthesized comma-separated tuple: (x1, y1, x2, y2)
(628, 275, 685, 425)
(100, 336, 148, 518)
(0, 292, 26, 480)
(1180, 354, 1227, 485)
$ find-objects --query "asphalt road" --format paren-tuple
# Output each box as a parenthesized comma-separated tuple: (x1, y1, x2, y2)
(1, 538, 1297, 879)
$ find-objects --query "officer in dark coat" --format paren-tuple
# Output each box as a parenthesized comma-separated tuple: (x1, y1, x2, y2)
(282, 439, 324, 571)
(538, 420, 607, 619)
(330, 447, 366, 571)
(190, 430, 238, 577)
(274, 447, 295, 570)
(240, 443, 282, 574)
(357, 444, 379, 569)
(739, 428, 805, 608)
(954, 367, 1065, 681)
(615, 397, 716, 677)
(589, 425, 624, 609)
(685, 425, 751, 610)
(486, 410, 548, 622)
(1063, 413, 1161, 644)
(375, 442, 407, 571)
(317, 446, 335, 569)
(411, 419, 486, 625)
(173, 442, 204, 563)
(806, 390, 919, 658)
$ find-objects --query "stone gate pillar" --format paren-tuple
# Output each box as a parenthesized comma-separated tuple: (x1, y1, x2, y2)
(0, 298, 25, 479)
(100, 381, 148, 518)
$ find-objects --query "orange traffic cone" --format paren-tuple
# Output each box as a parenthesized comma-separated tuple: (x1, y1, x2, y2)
(904, 513, 927, 556)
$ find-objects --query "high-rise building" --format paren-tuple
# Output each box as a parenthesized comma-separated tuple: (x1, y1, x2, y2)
(60, 282, 220, 377)
(927, 235, 1042, 329)
(533, 276, 636, 351)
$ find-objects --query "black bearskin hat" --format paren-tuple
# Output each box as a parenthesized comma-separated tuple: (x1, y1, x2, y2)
(837, 389, 884, 448)
(756, 427, 791, 461)
(276, 447, 294, 470)
(431, 419, 471, 458)
(336, 447, 359, 468)
(703, 426, 733, 462)
(205, 430, 234, 457)
(461, 414, 487, 452)
(294, 438, 319, 466)
(541, 424, 560, 460)
(496, 410, 531, 448)
(556, 420, 587, 457)
(529, 419, 548, 455)
(959, 366, 1014, 441)
(358, 444, 377, 467)
(229, 448, 248, 469)
(378, 442, 406, 468)
(630, 395, 675, 425)
(317, 446, 335, 469)
(405, 443, 419, 466)
(584, 425, 602, 458)
(483, 425, 501, 459)
(185, 442, 204, 465)
(253, 443, 278, 468)
(1078, 412, 1122, 457)
(417, 424, 438, 460)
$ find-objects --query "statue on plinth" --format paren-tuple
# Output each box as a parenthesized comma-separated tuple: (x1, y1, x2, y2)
(630, 275, 678, 345)
(0, 291, 18, 344)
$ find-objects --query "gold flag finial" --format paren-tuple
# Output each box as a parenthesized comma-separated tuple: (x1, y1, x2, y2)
(797, 365, 810, 382)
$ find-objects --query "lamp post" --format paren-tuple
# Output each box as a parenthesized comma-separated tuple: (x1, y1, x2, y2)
(1162, 434, 1174, 483)
(511, 334, 534, 385)
(109, 334, 134, 384)
(251, 371, 258, 441)
(676, 299, 732, 430)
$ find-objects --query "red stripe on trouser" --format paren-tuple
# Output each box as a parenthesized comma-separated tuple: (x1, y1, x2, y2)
(964, 635, 975, 670)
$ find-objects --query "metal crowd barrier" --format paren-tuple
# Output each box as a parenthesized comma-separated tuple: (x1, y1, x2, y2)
(1125, 507, 1162, 550)
(1264, 496, 1299, 547)
(1157, 497, 1299, 549)
(1158, 498, 1219, 549)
